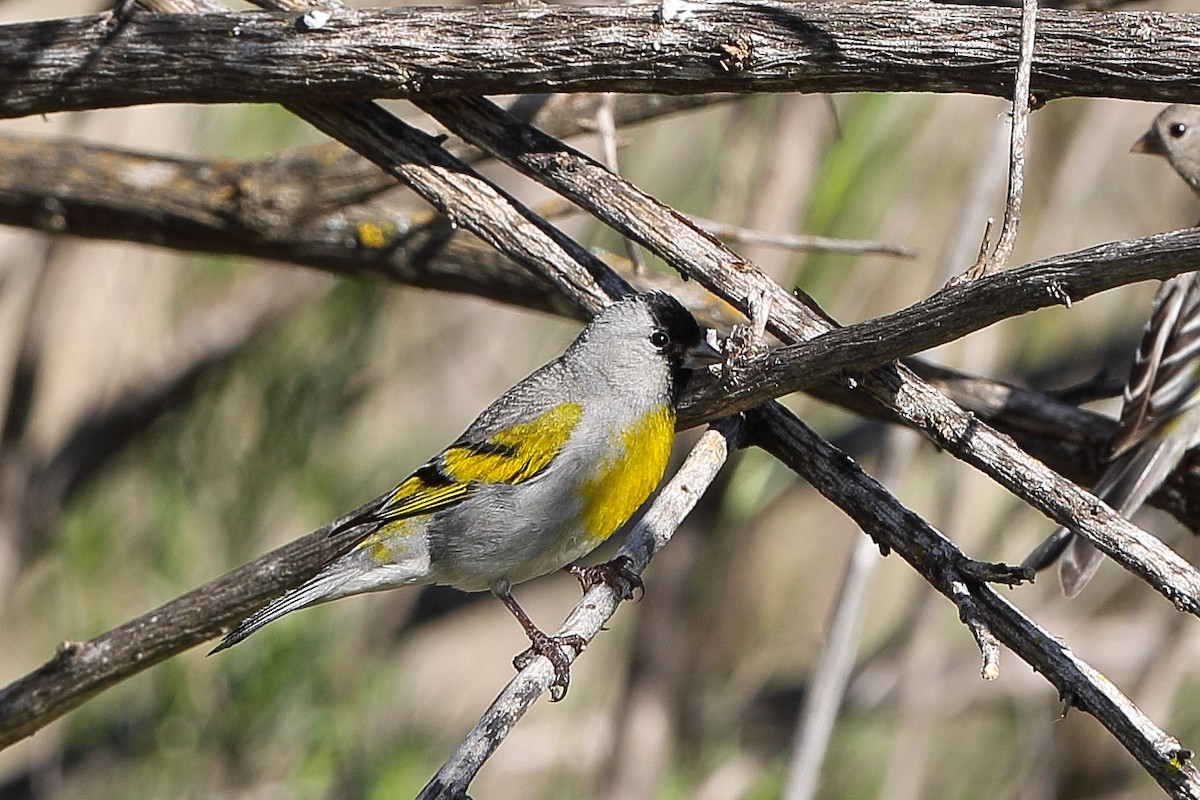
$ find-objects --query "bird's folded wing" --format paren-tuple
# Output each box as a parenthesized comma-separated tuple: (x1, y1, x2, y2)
(1110, 273, 1200, 458)
(375, 401, 584, 522)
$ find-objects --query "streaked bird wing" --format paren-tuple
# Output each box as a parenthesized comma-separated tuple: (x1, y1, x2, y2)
(1025, 271, 1200, 596)
(1109, 272, 1200, 459)
(366, 400, 584, 524)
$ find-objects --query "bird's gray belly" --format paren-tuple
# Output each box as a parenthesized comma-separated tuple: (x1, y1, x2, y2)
(425, 480, 592, 592)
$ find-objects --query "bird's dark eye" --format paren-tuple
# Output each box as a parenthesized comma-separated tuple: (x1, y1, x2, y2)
(1169, 122, 1188, 138)
(650, 330, 671, 350)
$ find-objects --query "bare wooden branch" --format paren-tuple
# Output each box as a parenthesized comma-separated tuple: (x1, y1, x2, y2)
(292, 100, 620, 317)
(952, 579, 1003, 680)
(0, 134, 578, 319)
(917, 364, 1200, 532)
(280, 94, 735, 210)
(595, 93, 646, 273)
(218, 93, 733, 214)
(418, 417, 742, 800)
(748, 403, 1200, 799)
(4, 3, 1200, 119)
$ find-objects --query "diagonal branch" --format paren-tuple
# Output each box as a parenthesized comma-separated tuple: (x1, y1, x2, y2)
(290, 100, 620, 318)
(916, 364, 1200, 531)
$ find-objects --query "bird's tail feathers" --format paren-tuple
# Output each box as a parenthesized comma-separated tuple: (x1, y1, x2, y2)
(1094, 439, 1181, 517)
(1024, 439, 1184, 596)
(1022, 526, 1073, 573)
(1023, 525, 1105, 597)
(1059, 538, 1103, 597)
(210, 570, 356, 654)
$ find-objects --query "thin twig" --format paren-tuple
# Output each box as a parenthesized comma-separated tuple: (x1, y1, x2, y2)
(595, 94, 645, 273)
(417, 417, 743, 800)
(973, 0, 1037, 277)
(692, 216, 917, 258)
(951, 579, 1003, 680)
(992, 0, 1038, 268)
(781, 533, 882, 800)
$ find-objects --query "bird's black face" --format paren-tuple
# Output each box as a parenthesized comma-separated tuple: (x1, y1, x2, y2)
(642, 292, 703, 359)
(639, 291, 722, 401)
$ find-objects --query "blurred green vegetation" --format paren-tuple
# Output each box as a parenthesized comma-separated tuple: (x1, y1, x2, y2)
(4, 15, 1200, 800)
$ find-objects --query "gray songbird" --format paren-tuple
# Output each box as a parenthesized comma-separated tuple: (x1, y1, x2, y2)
(212, 292, 721, 698)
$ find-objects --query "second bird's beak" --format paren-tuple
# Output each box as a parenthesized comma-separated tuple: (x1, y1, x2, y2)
(1131, 130, 1165, 156)
(683, 339, 724, 369)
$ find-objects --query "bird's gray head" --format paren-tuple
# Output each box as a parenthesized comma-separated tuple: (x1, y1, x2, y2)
(1133, 104, 1200, 194)
(574, 292, 721, 402)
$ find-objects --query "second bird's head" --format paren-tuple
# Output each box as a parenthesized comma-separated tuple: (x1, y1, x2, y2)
(1133, 104, 1200, 194)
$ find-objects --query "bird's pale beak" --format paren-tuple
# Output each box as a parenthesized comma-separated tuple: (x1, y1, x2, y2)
(683, 339, 723, 369)
(1131, 130, 1165, 156)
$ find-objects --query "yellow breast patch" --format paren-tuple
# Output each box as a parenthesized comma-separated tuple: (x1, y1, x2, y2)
(577, 405, 675, 542)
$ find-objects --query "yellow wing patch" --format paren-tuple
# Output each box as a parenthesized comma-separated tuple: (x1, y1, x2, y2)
(378, 474, 470, 520)
(442, 401, 582, 485)
(375, 401, 584, 523)
(577, 405, 675, 542)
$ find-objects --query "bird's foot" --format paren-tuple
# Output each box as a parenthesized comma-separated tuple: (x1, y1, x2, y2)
(563, 555, 644, 601)
(513, 630, 587, 701)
